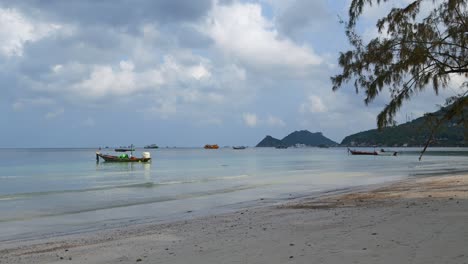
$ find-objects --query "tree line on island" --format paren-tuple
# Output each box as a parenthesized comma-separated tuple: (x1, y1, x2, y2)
(257, 105, 466, 148)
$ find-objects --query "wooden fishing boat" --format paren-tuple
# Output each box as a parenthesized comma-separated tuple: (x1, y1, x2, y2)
(96, 152, 151, 162)
(348, 148, 378, 155)
(233, 146, 247, 149)
(348, 148, 397, 156)
(204, 144, 219, 149)
(115, 147, 135, 152)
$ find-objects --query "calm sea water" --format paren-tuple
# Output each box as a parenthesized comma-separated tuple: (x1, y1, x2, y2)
(0, 147, 467, 242)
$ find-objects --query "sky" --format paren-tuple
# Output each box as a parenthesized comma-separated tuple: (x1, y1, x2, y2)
(0, 0, 463, 148)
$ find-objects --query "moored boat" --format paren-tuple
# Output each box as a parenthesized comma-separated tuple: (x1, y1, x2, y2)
(204, 144, 219, 149)
(115, 145, 135, 152)
(233, 146, 247, 149)
(348, 148, 378, 155)
(96, 152, 151, 162)
(144, 144, 159, 149)
(348, 148, 397, 156)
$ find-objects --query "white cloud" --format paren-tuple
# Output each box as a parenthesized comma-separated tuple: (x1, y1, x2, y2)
(71, 62, 136, 98)
(203, 1, 322, 71)
(189, 63, 211, 80)
(266, 115, 285, 127)
(299, 95, 327, 113)
(243, 113, 257, 127)
(0, 8, 62, 57)
(51, 64, 63, 73)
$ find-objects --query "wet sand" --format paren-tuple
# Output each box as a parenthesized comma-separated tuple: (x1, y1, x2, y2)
(1, 174, 468, 264)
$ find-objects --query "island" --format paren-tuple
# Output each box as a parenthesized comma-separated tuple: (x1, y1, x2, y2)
(256, 130, 337, 147)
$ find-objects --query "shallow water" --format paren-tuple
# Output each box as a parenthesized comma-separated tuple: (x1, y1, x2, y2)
(0, 147, 467, 241)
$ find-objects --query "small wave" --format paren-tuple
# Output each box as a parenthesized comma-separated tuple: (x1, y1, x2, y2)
(0, 175, 24, 180)
(0, 174, 250, 201)
(0, 184, 266, 223)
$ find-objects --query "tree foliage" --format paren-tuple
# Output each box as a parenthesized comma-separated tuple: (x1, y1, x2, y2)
(332, 0, 468, 131)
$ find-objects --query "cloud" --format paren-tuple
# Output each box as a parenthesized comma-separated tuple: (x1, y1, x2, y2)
(243, 113, 257, 127)
(241, 113, 285, 127)
(44, 107, 64, 119)
(267, 0, 331, 37)
(7, 0, 213, 26)
(202, 1, 322, 71)
(266, 115, 285, 127)
(299, 95, 327, 113)
(0, 8, 63, 57)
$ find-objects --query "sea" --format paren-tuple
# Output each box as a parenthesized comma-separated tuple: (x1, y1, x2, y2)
(1, 147, 467, 242)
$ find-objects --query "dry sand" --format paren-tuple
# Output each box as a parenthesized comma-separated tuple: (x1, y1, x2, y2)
(1, 174, 468, 264)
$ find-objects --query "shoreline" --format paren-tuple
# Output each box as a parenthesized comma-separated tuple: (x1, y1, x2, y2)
(1, 173, 468, 263)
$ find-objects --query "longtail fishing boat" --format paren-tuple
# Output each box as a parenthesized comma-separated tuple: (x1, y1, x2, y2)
(96, 152, 151, 162)
(348, 148, 378, 155)
(348, 148, 397, 156)
(96, 145, 151, 162)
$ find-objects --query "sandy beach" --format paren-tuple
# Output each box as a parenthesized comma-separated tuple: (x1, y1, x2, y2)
(1, 174, 467, 264)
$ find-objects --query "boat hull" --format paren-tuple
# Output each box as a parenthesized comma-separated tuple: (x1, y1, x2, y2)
(233, 146, 246, 149)
(348, 148, 397, 156)
(348, 148, 378, 155)
(97, 153, 151, 162)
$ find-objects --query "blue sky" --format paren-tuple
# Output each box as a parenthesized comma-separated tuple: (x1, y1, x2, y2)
(0, 0, 461, 147)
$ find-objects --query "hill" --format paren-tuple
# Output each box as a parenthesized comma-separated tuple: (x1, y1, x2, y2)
(256, 135, 283, 147)
(256, 130, 338, 147)
(281, 130, 337, 147)
(341, 108, 465, 147)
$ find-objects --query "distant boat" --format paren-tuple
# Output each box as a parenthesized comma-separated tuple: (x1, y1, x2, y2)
(233, 146, 247, 149)
(275, 145, 288, 149)
(204, 144, 219, 149)
(348, 148, 377, 155)
(348, 148, 397, 156)
(144, 144, 159, 149)
(115, 145, 135, 152)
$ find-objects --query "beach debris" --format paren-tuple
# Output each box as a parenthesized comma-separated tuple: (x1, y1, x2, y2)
(289, 256, 294, 259)
(362, 248, 367, 250)
(289, 243, 295, 246)
(371, 233, 377, 235)
(136, 258, 142, 262)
